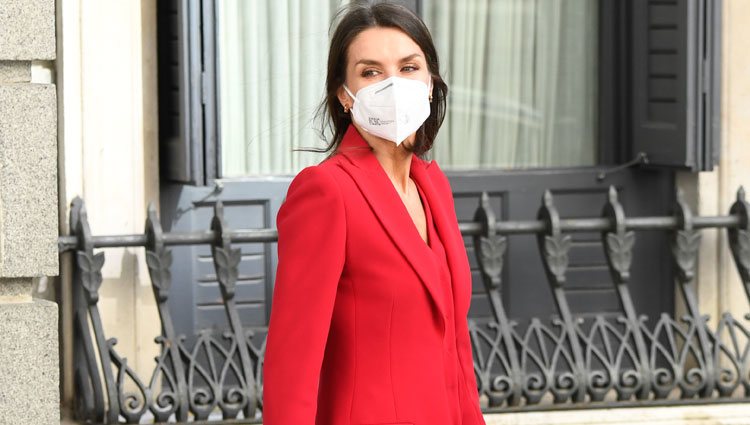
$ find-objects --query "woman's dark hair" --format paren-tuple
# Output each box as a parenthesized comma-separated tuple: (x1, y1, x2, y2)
(300, 0, 448, 160)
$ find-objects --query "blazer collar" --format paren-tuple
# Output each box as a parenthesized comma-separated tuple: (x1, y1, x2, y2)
(333, 124, 458, 328)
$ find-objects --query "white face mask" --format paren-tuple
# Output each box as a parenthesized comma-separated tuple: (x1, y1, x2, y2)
(344, 76, 432, 146)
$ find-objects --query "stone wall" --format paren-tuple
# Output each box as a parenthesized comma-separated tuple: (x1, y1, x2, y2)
(0, 0, 60, 424)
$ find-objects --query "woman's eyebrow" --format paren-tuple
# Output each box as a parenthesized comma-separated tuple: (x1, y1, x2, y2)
(399, 53, 423, 62)
(354, 53, 423, 67)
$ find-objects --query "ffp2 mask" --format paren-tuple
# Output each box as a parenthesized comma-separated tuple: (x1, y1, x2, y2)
(343, 76, 432, 146)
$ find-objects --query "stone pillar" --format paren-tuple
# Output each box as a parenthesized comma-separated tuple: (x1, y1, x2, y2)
(678, 0, 750, 327)
(716, 0, 750, 324)
(0, 0, 60, 424)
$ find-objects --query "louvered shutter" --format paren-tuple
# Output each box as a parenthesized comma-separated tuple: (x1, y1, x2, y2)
(629, 0, 721, 171)
(157, 0, 217, 185)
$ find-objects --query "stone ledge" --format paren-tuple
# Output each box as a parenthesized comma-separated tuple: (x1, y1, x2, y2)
(0, 277, 33, 302)
(482, 403, 750, 425)
(59, 402, 750, 424)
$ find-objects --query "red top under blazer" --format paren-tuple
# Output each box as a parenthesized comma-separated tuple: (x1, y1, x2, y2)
(263, 124, 487, 425)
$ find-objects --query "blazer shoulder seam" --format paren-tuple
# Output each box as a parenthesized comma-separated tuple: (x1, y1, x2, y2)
(314, 164, 346, 210)
(309, 164, 348, 243)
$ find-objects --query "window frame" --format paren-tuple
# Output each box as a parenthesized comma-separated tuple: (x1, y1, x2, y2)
(156, 0, 721, 186)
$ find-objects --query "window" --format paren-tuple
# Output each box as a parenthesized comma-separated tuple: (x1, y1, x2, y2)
(157, 0, 720, 185)
(217, 0, 598, 177)
(423, 0, 598, 170)
(217, 0, 347, 177)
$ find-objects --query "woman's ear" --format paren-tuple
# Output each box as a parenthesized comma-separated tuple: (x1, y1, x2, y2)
(337, 86, 351, 109)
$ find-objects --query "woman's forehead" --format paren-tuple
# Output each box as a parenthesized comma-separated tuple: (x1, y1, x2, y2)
(347, 27, 424, 65)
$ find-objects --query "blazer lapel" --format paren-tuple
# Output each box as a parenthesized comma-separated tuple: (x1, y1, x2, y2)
(413, 163, 474, 319)
(334, 125, 448, 327)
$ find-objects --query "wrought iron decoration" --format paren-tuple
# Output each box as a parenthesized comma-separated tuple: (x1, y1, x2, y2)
(64, 186, 750, 423)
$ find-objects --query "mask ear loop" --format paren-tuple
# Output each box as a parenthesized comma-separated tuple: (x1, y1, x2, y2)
(343, 85, 356, 102)
(342, 85, 356, 113)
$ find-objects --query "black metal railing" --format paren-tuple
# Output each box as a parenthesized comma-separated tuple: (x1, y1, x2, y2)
(60, 186, 750, 423)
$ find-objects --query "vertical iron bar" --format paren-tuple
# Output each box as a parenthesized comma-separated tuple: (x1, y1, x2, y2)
(601, 186, 652, 400)
(725, 187, 750, 396)
(145, 203, 190, 421)
(210, 201, 258, 419)
(472, 192, 523, 406)
(71, 198, 121, 423)
(727, 187, 750, 305)
(671, 190, 715, 397)
(536, 190, 587, 402)
(70, 198, 106, 423)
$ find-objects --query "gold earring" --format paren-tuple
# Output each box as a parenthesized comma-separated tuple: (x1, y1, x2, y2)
(429, 93, 433, 103)
(343, 103, 350, 113)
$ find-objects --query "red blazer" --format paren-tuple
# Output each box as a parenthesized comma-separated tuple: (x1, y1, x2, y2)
(263, 124, 486, 425)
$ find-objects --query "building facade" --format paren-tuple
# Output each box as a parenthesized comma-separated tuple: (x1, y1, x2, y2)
(0, 0, 749, 424)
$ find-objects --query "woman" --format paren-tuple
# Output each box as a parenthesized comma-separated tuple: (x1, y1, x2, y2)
(262, 2, 486, 424)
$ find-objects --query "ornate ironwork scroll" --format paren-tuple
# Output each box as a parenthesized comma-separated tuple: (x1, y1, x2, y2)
(468, 186, 750, 409)
(471, 192, 521, 406)
(600, 186, 651, 400)
(64, 185, 750, 422)
(145, 203, 189, 422)
(69, 199, 265, 423)
(209, 201, 257, 419)
(536, 191, 587, 403)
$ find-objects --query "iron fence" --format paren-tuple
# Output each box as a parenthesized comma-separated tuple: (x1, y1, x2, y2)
(59, 186, 750, 423)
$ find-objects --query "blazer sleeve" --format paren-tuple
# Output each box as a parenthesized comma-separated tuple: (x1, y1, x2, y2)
(431, 160, 486, 425)
(262, 165, 346, 424)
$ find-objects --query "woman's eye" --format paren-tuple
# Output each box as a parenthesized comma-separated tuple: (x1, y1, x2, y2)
(361, 69, 379, 78)
(402, 65, 418, 72)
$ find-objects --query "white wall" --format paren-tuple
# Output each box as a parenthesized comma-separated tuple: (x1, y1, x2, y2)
(680, 0, 750, 327)
(57, 0, 160, 405)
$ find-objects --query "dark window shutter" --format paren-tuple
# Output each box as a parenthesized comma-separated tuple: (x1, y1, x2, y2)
(629, 0, 721, 171)
(157, 0, 217, 185)
(704, 0, 722, 169)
